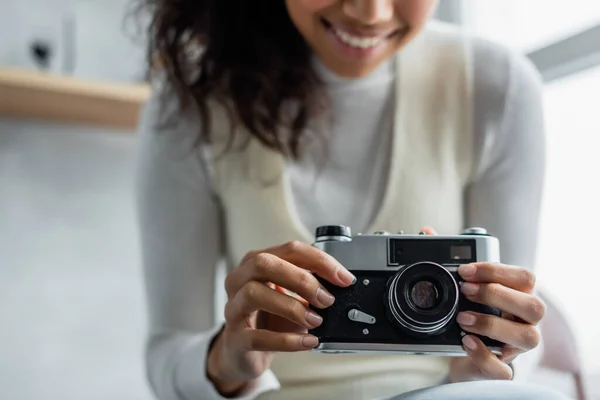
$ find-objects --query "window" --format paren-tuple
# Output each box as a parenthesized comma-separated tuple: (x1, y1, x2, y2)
(536, 66, 600, 370)
(464, 0, 600, 51)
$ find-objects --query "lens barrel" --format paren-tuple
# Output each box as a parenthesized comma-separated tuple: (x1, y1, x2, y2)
(386, 262, 459, 337)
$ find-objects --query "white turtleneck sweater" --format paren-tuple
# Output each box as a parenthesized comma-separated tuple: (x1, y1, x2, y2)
(135, 32, 546, 400)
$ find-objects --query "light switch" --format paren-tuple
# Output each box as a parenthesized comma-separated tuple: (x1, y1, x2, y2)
(0, 1, 70, 74)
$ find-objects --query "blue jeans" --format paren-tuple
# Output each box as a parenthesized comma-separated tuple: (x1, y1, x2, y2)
(392, 381, 571, 400)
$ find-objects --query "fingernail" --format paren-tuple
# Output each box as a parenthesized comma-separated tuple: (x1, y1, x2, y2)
(461, 282, 480, 296)
(462, 335, 478, 351)
(316, 288, 335, 307)
(459, 264, 476, 278)
(457, 312, 477, 326)
(336, 267, 356, 286)
(302, 335, 319, 348)
(305, 311, 323, 328)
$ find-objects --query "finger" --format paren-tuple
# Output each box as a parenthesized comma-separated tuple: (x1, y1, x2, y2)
(419, 226, 438, 235)
(460, 282, 546, 325)
(226, 281, 323, 330)
(462, 335, 513, 380)
(275, 285, 310, 308)
(458, 262, 536, 293)
(240, 241, 355, 287)
(229, 253, 337, 309)
(500, 345, 523, 365)
(239, 328, 319, 352)
(457, 312, 541, 350)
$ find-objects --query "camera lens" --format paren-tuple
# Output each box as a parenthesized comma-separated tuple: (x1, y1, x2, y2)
(410, 281, 440, 311)
(386, 262, 459, 337)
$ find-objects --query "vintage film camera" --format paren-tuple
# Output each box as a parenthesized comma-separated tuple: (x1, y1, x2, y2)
(309, 225, 503, 356)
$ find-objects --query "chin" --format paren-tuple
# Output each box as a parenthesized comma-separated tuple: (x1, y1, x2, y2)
(338, 68, 378, 79)
(324, 60, 387, 79)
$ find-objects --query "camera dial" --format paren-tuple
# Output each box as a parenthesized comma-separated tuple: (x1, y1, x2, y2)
(315, 225, 352, 242)
(461, 227, 489, 236)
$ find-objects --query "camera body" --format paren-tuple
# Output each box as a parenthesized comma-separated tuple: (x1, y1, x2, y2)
(309, 226, 504, 356)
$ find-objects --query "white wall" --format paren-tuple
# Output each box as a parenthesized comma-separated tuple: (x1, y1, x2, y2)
(0, 118, 152, 400)
(0, 0, 146, 82)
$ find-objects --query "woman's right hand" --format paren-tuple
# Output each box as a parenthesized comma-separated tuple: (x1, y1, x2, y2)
(206, 240, 356, 396)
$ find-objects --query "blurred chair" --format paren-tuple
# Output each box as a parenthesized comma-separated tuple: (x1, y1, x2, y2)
(539, 290, 588, 400)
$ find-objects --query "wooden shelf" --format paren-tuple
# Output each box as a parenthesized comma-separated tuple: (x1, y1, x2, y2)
(0, 68, 151, 130)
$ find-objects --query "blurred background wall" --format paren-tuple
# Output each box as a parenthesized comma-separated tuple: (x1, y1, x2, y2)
(0, 1, 150, 399)
(0, 120, 149, 400)
(1, 1, 600, 399)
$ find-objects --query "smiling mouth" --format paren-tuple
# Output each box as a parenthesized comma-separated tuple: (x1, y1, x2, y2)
(320, 17, 403, 50)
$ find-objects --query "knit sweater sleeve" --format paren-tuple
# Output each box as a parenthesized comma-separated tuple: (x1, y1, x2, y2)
(466, 39, 547, 379)
(134, 79, 280, 400)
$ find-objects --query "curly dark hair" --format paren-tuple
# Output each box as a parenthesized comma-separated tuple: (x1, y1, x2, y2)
(140, 0, 327, 158)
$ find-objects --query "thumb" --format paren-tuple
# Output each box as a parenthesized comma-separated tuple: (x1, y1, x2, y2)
(449, 356, 482, 383)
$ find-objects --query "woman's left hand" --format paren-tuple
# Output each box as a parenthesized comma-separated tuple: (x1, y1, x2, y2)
(449, 261, 546, 382)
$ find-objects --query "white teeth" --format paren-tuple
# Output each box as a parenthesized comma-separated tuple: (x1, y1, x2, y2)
(333, 27, 383, 49)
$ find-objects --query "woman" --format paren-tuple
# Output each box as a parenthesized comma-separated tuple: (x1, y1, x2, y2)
(135, 1, 562, 399)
